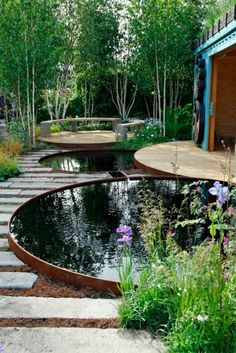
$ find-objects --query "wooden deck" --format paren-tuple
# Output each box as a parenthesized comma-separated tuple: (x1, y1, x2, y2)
(134, 141, 236, 183)
(38, 130, 116, 149)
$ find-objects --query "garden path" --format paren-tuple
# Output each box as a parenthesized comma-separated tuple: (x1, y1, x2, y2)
(0, 148, 165, 353)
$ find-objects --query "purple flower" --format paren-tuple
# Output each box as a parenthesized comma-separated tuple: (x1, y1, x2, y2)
(0, 345, 4, 353)
(223, 236, 229, 246)
(208, 181, 229, 205)
(116, 225, 133, 236)
(117, 235, 132, 245)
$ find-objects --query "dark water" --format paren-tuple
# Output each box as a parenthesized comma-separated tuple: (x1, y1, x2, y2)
(10, 179, 187, 281)
(41, 150, 134, 172)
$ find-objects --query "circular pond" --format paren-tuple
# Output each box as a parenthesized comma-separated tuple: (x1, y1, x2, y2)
(9, 177, 192, 291)
(40, 150, 134, 173)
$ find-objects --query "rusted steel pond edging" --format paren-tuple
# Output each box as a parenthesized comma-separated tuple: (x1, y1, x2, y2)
(8, 175, 202, 294)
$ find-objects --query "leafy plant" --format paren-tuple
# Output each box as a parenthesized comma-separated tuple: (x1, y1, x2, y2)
(0, 152, 21, 181)
(118, 179, 236, 353)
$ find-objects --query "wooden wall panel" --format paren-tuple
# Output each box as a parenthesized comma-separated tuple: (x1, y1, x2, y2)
(215, 57, 236, 140)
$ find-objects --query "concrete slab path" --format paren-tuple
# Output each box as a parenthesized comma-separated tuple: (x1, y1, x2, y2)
(0, 297, 119, 319)
(0, 273, 38, 289)
(0, 328, 167, 353)
(0, 252, 24, 266)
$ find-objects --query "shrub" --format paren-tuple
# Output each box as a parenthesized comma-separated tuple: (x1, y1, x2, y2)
(0, 152, 21, 181)
(118, 180, 236, 353)
(7, 120, 29, 152)
(0, 140, 22, 157)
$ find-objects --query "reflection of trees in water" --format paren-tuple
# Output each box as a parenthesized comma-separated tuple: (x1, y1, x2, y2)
(42, 151, 134, 173)
(11, 179, 185, 279)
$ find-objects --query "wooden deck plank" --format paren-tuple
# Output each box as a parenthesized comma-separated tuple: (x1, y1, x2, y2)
(38, 130, 116, 148)
(134, 141, 236, 183)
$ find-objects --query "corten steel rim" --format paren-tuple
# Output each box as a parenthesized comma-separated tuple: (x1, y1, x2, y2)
(7, 176, 157, 294)
(8, 175, 205, 294)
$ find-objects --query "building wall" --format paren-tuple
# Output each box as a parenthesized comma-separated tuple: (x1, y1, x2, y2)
(215, 56, 236, 140)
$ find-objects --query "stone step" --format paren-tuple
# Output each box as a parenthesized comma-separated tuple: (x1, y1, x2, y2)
(21, 168, 53, 173)
(0, 205, 18, 213)
(19, 190, 44, 197)
(0, 182, 13, 188)
(0, 252, 24, 266)
(19, 164, 42, 168)
(0, 225, 8, 236)
(11, 183, 67, 190)
(0, 273, 38, 289)
(8, 177, 54, 183)
(0, 189, 22, 196)
(0, 328, 166, 353)
(20, 173, 76, 178)
(0, 297, 119, 319)
(0, 214, 11, 225)
(0, 238, 8, 249)
(0, 197, 30, 205)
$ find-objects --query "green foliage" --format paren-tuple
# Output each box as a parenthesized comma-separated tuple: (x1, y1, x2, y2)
(116, 124, 169, 149)
(0, 152, 21, 181)
(7, 120, 30, 152)
(166, 104, 193, 140)
(118, 181, 236, 352)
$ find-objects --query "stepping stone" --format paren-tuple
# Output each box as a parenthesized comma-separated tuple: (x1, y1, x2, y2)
(22, 168, 52, 173)
(0, 205, 18, 213)
(0, 328, 166, 353)
(0, 297, 119, 319)
(19, 164, 41, 168)
(8, 177, 54, 183)
(19, 190, 44, 196)
(0, 273, 38, 289)
(0, 239, 8, 249)
(0, 252, 24, 266)
(0, 197, 30, 205)
(0, 225, 8, 236)
(21, 173, 76, 178)
(0, 214, 11, 224)
(9, 183, 66, 190)
(0, 182, 13, 188)
(0, 189, 22, 196)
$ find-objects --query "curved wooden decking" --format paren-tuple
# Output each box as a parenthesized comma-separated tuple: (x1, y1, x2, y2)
(134, 141, 236, 183)
(38, 130, 116, 149)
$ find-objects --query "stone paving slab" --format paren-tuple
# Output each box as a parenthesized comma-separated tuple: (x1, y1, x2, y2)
(0, 273, 38, 289)
(0, 252, 24, 266)
(0, 182, 13, 188)
(19, 190, 44, 196)
(0, 205, 18, 213)
(21, 168, 52, 173)
(0, 197, 29, 205)
(9, 183, 67, 190)
(0, 189, 22, 196)
(19, 164, 41, 168)
(0, 297, 119, 319)
(0, 225, 8, 236)
(0, 238, 8, 249)
(0, 328, 166, 353)
(20, 173, 76, 178)
(0, 214, 11, 224)
(8, 177, 54, 183)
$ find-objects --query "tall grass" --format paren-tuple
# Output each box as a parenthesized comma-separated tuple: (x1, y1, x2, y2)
(118, 181, 236, 353)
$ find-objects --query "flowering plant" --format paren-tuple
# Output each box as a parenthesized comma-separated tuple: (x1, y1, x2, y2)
(116, 225, 134, 294)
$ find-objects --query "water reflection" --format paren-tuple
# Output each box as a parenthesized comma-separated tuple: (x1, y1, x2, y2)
(11, 179, 184, 281)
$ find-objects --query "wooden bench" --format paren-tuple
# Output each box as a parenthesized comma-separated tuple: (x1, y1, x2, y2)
(40, 118, 122, 137)
(116, 120, 145, 141)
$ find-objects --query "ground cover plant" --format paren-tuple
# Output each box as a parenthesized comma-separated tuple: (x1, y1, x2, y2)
(117, 171, 236, 352)
(0, 140, 22, 181)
